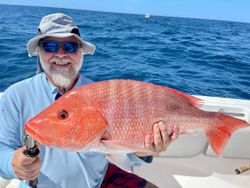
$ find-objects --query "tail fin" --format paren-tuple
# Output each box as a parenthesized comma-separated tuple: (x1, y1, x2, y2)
(206, 113, 249, 157)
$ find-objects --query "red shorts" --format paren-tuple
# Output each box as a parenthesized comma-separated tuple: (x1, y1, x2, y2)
(101, 163, 147, 188)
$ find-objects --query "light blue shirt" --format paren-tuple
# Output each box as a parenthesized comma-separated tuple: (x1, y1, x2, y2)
(0, 73, 144, 188)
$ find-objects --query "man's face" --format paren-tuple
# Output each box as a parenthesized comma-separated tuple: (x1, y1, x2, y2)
(39, 36, 84, 89)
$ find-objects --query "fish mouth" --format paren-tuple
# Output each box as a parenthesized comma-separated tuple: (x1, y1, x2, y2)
(24, 123, 54, 147)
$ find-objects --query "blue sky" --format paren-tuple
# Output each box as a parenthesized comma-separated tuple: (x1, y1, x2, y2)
(0, 0, 250, 23)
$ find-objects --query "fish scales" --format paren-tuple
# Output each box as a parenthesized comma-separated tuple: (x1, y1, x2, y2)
(25, 79, 249, 156)
(79, 80, 217, 146)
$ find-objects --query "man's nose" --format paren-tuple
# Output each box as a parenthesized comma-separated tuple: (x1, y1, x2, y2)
(55, 46, 67, 58)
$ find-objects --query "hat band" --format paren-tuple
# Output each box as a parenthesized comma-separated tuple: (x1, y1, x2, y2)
(36, 27, 81, 37)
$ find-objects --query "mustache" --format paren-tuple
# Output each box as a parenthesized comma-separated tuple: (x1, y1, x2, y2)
(50, 57, 72, 64)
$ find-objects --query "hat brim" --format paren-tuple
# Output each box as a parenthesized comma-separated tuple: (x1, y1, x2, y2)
(27, 33, 96, 56)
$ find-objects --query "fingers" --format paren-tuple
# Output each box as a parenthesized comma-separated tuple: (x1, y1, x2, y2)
(16, 162, 41, 180)
(11, 146, 41, 180)
(145, 122, 180, 154)
(153, 123, 163, 152)
(158, 122, 170, 150)
(169, 124, 179, 141)
(153, 122, 173, 152)
(144, 135, 154, 151)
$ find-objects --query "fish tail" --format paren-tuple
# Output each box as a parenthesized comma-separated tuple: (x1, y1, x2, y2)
(206, 113, 249, 157)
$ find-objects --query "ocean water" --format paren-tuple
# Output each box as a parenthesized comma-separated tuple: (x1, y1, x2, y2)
(0, 4, 249, 99)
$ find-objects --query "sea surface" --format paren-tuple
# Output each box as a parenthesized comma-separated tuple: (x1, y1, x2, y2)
(0, 4, 249, 99)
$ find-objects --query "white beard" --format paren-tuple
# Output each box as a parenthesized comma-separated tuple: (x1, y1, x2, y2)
(39, 55, 83, 89)
(50, 73, 74, 89)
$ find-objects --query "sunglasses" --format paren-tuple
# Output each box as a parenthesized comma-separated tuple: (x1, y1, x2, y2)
(39, 41, 82, 53)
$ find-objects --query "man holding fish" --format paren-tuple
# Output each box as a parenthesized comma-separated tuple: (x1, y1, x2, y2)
(0, 13, 180, 188)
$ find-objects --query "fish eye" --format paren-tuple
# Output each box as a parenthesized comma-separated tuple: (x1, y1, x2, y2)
(58, 110, 68, 120)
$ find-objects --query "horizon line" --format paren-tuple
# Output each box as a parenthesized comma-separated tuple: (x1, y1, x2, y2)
(1, 3, 250, 24)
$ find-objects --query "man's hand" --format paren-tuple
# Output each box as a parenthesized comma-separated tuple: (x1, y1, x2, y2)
(136, 122, 179, 157)
(11, 146, 41, 180)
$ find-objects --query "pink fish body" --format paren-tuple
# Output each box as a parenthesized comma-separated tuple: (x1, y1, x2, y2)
(25, 79, 249, 157)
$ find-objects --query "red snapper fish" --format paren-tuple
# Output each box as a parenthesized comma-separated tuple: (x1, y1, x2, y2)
(25, 79, 249, 162)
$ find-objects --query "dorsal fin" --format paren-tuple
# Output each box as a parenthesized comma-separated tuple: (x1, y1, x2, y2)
(160, 85, 204, 108)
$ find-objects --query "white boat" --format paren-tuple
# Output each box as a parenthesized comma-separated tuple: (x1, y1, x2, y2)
(145, 13, 150, 19)
(0, 92, 249, 188)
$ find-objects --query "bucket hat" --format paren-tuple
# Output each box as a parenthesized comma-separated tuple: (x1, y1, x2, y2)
(27, 13, 96, 56)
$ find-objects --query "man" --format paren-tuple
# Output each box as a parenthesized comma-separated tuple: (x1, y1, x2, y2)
(0, 13, 179, 188)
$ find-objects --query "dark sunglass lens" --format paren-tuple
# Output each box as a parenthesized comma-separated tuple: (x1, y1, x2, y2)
(43, 41, 58, 52)
(63, 42, 78, 53)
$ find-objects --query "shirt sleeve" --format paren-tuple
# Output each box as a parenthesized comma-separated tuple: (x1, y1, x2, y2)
(126, 153, 153, 168)
(0, 91, 21, 179)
